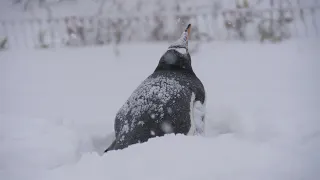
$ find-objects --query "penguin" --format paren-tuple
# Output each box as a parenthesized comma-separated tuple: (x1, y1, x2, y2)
(105, 24, 206, 153)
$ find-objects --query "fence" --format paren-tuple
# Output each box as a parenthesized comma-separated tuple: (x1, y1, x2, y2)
(0, 6, 319, 50)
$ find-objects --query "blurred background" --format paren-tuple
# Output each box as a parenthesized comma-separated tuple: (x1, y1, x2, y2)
(0, 0, 319, 50)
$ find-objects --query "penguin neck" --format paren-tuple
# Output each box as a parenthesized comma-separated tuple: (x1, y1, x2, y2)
(154, 49, 195, 75)
(154, 63, 195, 75)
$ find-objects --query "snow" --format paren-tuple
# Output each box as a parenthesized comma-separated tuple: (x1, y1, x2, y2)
(1, 0, 319, 50)
(115, 75, 185, 139)
(1, 39, 320, 180)
(1, 0, 317, 21)
(117, 76, 184, 123)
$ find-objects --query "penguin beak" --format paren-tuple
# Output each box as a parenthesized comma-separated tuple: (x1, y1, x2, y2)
(167, 24, 192, 53)
(185, 24, 191, 40)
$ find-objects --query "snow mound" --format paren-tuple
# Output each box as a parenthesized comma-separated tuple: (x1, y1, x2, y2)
(2, 131, 314, 180)
(1, 39, 320, 180)
(0, 115, 81, 170)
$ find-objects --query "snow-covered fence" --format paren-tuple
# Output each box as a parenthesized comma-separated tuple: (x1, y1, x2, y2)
(0, 6, 319, 50)
(221, 6, 320, 42)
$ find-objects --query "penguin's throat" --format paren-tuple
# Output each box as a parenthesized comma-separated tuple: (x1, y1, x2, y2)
(168, 47, 188, 55)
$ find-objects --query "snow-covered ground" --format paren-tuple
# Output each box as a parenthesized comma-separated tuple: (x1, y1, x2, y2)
(1, 39, 320, 180)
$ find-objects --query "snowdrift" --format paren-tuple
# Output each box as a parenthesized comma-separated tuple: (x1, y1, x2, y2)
(1, 40, 320, 180)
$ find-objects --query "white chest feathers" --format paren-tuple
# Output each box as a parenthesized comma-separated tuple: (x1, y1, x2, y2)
(188, 92, 206, 136)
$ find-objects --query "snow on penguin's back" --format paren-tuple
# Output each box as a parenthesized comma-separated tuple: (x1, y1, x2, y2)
(105, 24, 206, 153)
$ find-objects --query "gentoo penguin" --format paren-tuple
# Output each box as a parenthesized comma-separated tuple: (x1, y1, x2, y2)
(105, 24, 206, 153)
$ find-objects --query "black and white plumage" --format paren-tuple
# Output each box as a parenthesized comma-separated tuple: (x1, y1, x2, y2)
(105, 24, 206, 153)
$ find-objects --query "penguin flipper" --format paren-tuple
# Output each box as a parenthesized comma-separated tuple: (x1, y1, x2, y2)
(192, 100, 206, 135)
(104, 139, 116, 153)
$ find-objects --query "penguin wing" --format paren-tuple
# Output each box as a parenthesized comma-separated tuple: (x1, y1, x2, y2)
(193, 100, 206, 135)
(188, 92, 206, 136)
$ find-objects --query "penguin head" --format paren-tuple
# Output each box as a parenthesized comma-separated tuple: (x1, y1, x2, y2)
(155, 24, 194, 73)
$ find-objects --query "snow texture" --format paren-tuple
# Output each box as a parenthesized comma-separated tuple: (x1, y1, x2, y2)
(116, 76, 184, 137)
(1, 0, 318, 21)
(1, 0, 319, 50)
(1, 39, 320, 180)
